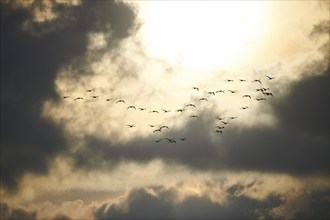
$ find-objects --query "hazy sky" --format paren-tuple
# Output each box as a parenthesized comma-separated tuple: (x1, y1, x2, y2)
(1, 1, 329, 219)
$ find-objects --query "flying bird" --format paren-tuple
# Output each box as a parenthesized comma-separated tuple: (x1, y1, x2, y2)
(162, 109, 171, 113)
(153, 128, 161, 133)
(116, 99, 125, 104)
(86, 88, 95, 92)
(216, 130, 223, 134)
(149, 124, 157, 127)
(216, 90, 225, 93)
(208, 91, 215, 95)
(221, 121, 229, 125)
(186, 104, 196, 108)
(105, 98, 112, 101)
(216, 126, 225, 129)
(239, 79, 246, 82)
(266, 75, 275, 80)
(229, 116, 238, 120)
(225, 79, 234, 82)
(190, 115, 198, 118)
(74, 97, 84, 101)
(180, 138, 187, 141)
(192, 87, 199, 91)
(199, 98, 208, 101)
(63, 96, 70, 99)
(241, 106, 249, 110)
(149, 110, 159, 113)
(126, 124, 135, 128)
(91, 95, 99, 99)
(242, 95, 251, 99)
(155, 139, 163, 143)
(138, 107, 146, 111)
(252, 79, 262, 84)
(228, 90, 237, 93)
(263, 92, 273, 96)
(160, 125, 169, 131)
(165, 138, 176, 143)
(256, 98, 266, 101)
(216, 116, 225, 121)
(176, 109, 184, 112)
(127, 105, 136, 110)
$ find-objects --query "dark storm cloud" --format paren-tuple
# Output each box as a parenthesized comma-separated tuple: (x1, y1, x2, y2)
(94, 185, 329, 219)
(0, 1, 137, 190)
(0, 202, 37, 220)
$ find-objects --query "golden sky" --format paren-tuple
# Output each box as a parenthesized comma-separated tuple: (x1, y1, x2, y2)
(1, 1, 329, 219)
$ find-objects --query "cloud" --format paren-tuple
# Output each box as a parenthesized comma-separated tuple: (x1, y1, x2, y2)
(0, 0, 137, 190)
(94, 182, 329, 220)
(0, 202, 37, 220)
(67, 63, 329, 177)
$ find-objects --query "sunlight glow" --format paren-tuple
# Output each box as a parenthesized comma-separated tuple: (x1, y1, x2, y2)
(138, 2, 268, 71)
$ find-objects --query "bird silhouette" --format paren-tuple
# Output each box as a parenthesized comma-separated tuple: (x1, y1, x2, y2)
(263, 92, 273, 96)
(74, 97, 84, 101)
(127, 106, 136, 110)
(242, 95, 251, 99)
(252, 79, 262, 84)
(216, 130, 223, 133)
(86, 88, 95, 92)
(208, 91, 215, 95)
(229, 116, 237, 120)
(91, 96, 99, 99)
(149, 124, 157, 127)
(266, 75, 275, 80)
(216, 126, 225, 129)
(199, 98, 208, 101)
(228, 90, 237, 93)
(149, 110, 159, 113)
(176, 109, 184, 112)
(190, 115, 198, 118)
(186, 104, 196, 108)
(116, 99, 125, 104)
(126, 124, 135, 128)
(63, 96, 70, 99)
(106, 98, 112, 101)
(155, 139, 163, 143)
(256, 98, 266, 101)
(180, 138, 187, 141)
(239, 79, 246, 82)
(153, 128, 161, 133)
(138, 107, 146, 111)
(162, 109, 171, 113)
(216, 116, 225, 121)
(216, 90, 225, 93)
(241, 106, 249, 110)
(225, 79, 234, 82)
(192, 87, 199, 91)
(165, 138, 176, 143)
(221, 121, 229, 125)
(160, 126, 169, 131)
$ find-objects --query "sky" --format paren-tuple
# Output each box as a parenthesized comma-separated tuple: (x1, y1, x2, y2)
(0, 0, 329, 219)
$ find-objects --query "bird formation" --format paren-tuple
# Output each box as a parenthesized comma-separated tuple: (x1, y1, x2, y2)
(63, 75, 276, 144)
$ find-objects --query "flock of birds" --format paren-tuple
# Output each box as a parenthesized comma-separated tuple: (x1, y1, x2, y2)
(62, 75, 276, 144)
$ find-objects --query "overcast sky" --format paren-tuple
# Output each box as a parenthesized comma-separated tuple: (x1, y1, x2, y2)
(1, 1, 329, 219)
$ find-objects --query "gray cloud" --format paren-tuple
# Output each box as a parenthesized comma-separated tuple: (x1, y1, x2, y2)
(0, 1, 137, 190)
(0, 202, 37, 220)
(94, 185, 329, 219)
